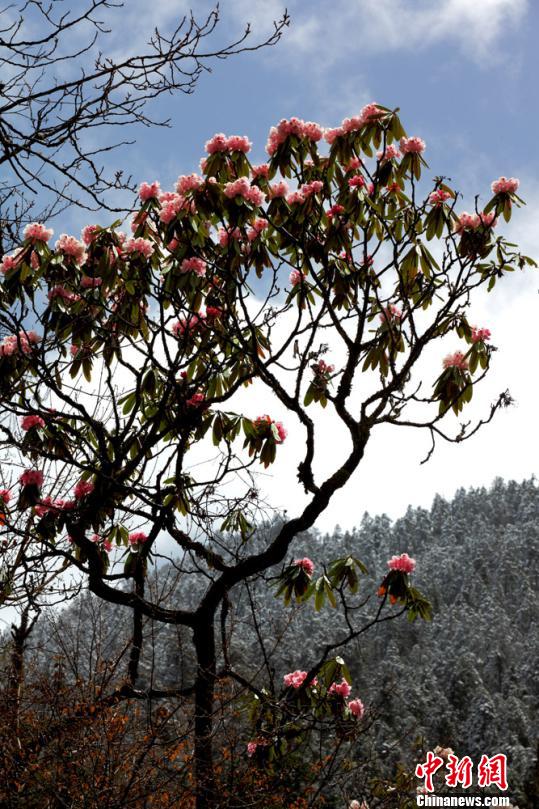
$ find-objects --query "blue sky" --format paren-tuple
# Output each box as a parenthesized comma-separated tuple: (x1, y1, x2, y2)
(59, 0, 539, 528)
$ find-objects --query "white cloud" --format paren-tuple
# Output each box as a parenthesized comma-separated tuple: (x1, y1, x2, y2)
(225, 0, 528, 67)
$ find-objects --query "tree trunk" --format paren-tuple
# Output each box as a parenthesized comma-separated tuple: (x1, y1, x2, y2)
(194, 614, 218, 809)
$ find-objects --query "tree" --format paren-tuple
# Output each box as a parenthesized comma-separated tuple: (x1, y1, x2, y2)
(0, 0, 289, 253)
(0, 102, 534, 807)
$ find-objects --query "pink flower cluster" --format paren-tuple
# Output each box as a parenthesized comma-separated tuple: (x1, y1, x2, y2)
(387, 552, 416, 573)
(186, 392, 205, 408)
(176, 174, 204, 195)
(380, 304, 402, 323)
(286, 180, 324, 206)
(328, 678, 352, 698)
(19, 469, 44, 488)
(266, 118, 324, 155)
(491, 176, 519, 195)
(429, 189, 452, 206)
(471, 326, 491, 343)
(251, 163, 270, 179)
(158, 192, 192, 224)
(289, 269, 305, 286)
(129, 531, 149, 546)
(294, 557, 315, 577)
(377, 144, 401, 162)
(23, 222, 54, 242)
(74, 480, 94, 499)
(81, 225, 100, 246)
(48, 286, 81, 304)
(20, 414, 45, 431)
(443, 351, 469, 371)
(91, 533, 113, 553)
(123, 237, 154, 258)
(255, 414, 287, 443)
(223, 178, 264, 206)
(283, 670, 317, 689)
(247, 218, 269, 241)
(80, 276, 102, 289)
(325, 103, 384, 144)
(400, 136, 426, 154)
(172, 312, 206, 337)
(314, 359, 335, 375)
(181, 257, 206, 276)
(55, 234, 86, 265)
(269, 180, 289, 199)
(347, 698, 365, 718)
(349, 175, 366, 190)
(205, 134, 251, 154)
(0, 330, 40, 356)
(35, 496, 76, 517)
(1, 251, 23, 274)
(453, 211, 497, 234)
(0, 489, 11, 504)
(139, 181, 161, 201)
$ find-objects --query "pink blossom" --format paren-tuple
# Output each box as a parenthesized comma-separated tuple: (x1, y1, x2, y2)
(186, 392, 205, 408)
(314, 359, 335, 375)
(360, 102, 384, 123)
(328, 678, 352, 699)
(73, 480, 94, 499)
(269, 181, 289, 198)
(139, 181, 161, 201)
(283, 670, 308, 689)
(289, 269, 305, 286)
(443, 351, 469, 371)
(377, 144, 401, 162)
(324, 127, 344, 145)
(471, 326, 491, 343)
(181, 257, 206, 276)
(1, 252, 23, 274)
(400, 136, 426, 154)
(81, 225, 101, 246)
(247, 741, 258, 757)
(172, 313, 205, 336)
(23, 222, 53, 243)
(19, 469, 44, 488)
(20, 414, 45, 431)
(0, 489, 12, 504)
(176, 174, 204, 195)
(266, 117, 323, 155)
(301, 180, 323, 197)
(347, 698, 365, 719)
(251, 163, 270, 179)
(55, 234, 86, 265)
(205, 306, 222, 320)
(349, 175, 366, 190)
(48, 286, 81, 304)
(326, 204, 345, 220)
(205, 133, 228, 153)
(223, 178, 264, 206)
(274, 422, 287, 443)
(123, 237, 154, 259)
(159, 195, 185, 224)
(217, 227, 241, 247)
(247, 218, 269, 241)
(346, 157, 362, 172)
(226, 135, 252, 153)
(80, 276, 103, 289)
(34, 496, 54, 517)
(387, 552, 416, 573)
(128, 531, 149, 546)
(429, 189, 452, 206)
(294, 557, 314, 577)
(286, 190, 305, 205)
(379, 304, 402, 323)
(491, 176, 519, 195)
